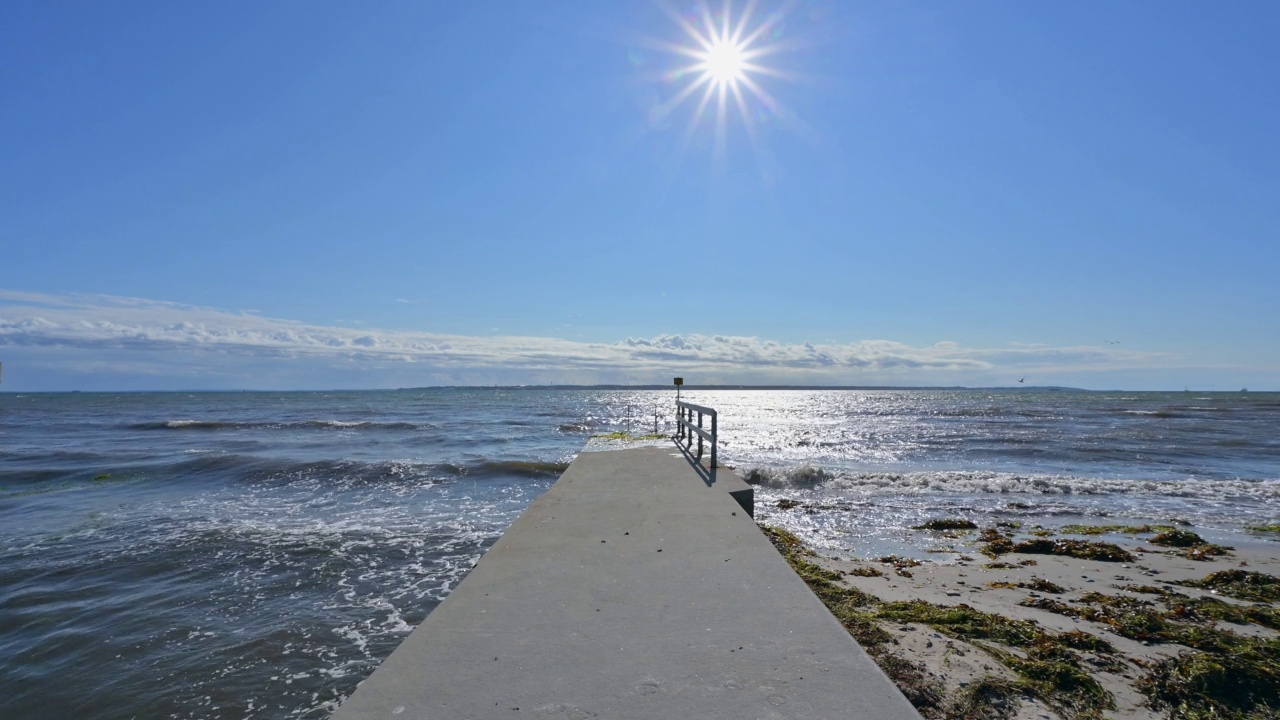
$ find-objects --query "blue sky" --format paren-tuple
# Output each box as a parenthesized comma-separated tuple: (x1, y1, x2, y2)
(2, 1, 1277, 391)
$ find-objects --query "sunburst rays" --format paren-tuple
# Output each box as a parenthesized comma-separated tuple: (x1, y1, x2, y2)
(634, 0, 809, 183)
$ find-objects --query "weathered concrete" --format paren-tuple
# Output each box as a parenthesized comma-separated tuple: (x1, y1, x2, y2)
(333, 445, 920, 720)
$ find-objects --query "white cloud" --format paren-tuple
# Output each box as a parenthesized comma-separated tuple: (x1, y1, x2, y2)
(0, 289, 1182, 389)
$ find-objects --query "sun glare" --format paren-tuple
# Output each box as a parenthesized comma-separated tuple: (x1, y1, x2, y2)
(636, 0, 809, 179)
(701, 38, 746, 86)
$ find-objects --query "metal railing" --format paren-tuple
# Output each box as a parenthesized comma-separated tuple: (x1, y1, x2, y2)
(675, 400, 717, 468)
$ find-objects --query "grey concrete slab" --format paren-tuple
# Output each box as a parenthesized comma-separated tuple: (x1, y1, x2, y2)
(332, 446, 920, 720)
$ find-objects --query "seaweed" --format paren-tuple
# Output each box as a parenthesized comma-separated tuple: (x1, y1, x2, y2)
(1010, 538, 1135, 563)
(1021, 591, 1279, 649)
(1117, 584, 1167, 595)
(848, 565, 885, 578)
(1171, 543, 1234, 561)
(1159, 594, 1280, 631)
(1245, 523, 1280, 534)
(1150, 529, 1207, 547)
(877, 555, 923, 569)
(913, 518, 978, 531)
(1137, 636, 1280, 720)
(590, 431, 666, 441)
(1022, 594, 1169, 641)
(945, 677, 1023, 720)
(875, 601, 1044, 648)
(1146, 528, 1237, 561)
(759, 526, 877, 620)
(987, 578, 1065, 594)
(1024, 578, 1065, 594)
(983, 644, 1114, 720)
(979, 529, 1016, 558)
(1056, 629, 1115, 654)
(762, 525, 809, 556)
(875, 599, 1123, 717)
(1179, 569, 1280, 603)
(1058, 523, 1172, 536)
(872, 653, 946, 716)
(761, 524, 1119, 720)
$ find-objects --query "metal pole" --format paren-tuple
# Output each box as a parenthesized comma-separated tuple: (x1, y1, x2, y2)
(697, 411, 704, 461)
(711, 412, 717, 469)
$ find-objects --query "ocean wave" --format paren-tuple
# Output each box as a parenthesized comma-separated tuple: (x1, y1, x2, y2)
(1, 454, 569, 496)
(740, 465, 1280, 501)
(130, 419, 425, 431)
(232, 456, 568, 486)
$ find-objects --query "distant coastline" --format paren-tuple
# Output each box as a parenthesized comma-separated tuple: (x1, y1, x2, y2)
(10, 384, 1280, 394)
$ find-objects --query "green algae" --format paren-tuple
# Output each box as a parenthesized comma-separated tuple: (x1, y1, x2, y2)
(759, 526, 874, 607)
(988, 578, 1065, 594)
(1160, 594, 1280, 631)
(769, 520, 1280, 720)
(946, 677, 1023, 720)
(913, 518, 978, 531)
(1245, 523, 1280, 534)
(1172, 544, 1234, 561)
(979, 529, 1016, 558)
(876, 600, 1044, 647)
(982, 644, 1114, 720)
(872, 601, 1115, 719)
(1150, 529, 1207, 547)
(1146, 529, 1235, 560)
(590, 431, 667, 441)
(761, 524, 1120, 720)
(1058, 523, 1173, 536)
(1117, 584, 1167, 595)
(1137, 636, 1280, 720)
(1179, 569, 1280, 603)
(873, 653, 946, 716)
(1010, 538, 1135, 563)
(1020, 590, 1280, 650)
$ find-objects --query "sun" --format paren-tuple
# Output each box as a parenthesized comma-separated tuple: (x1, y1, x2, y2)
(700, 37, 747, 87)
(633, 1, 809, 178)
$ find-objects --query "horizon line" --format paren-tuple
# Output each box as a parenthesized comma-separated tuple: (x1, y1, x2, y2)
(1, 384, 1270, 394)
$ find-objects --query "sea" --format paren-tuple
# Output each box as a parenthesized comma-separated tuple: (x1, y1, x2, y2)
(2, 388, 1278, 719)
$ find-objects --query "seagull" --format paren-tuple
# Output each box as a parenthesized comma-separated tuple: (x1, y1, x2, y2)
(1105, 340, 1120, 345)
(1018, 377, 1025, 383)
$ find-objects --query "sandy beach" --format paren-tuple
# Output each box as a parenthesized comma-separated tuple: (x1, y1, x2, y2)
(763, 519, 1280, 720)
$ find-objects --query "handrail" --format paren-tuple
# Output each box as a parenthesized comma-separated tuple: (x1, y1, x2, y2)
(675, 400, 717, 468)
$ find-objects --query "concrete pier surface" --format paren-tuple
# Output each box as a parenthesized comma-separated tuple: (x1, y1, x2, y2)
(332, 445, 920, 719)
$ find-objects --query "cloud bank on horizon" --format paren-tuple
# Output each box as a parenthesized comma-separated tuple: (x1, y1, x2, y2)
(0, 290, 1206, 391)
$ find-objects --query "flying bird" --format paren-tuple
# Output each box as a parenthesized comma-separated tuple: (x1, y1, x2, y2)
(1018, 377, 1025, 383)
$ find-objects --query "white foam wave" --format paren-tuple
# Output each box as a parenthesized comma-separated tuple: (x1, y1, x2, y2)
(741, 465, 1280, 502)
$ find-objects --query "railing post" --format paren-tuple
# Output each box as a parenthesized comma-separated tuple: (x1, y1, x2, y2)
(697, 411, 704, 461)
(710, 412, 717, 469)
(675, 400, 718, 470)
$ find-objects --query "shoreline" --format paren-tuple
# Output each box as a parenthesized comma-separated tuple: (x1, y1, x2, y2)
(763, 521, 1280, 720)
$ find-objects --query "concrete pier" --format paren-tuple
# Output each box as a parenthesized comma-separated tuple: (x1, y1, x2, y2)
(332, 445, 920, 719)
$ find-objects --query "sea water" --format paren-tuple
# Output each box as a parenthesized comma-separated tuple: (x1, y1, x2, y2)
(2, 388, 1277, 718)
